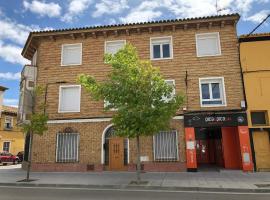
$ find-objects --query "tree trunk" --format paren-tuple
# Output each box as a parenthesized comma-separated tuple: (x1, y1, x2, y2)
(136, 135, 141, 184)
(26, 131, 33, 181)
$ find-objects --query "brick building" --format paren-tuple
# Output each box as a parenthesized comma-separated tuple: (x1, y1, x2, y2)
(19, 13, 253, 172)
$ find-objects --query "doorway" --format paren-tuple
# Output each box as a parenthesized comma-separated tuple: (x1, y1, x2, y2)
(253, 131, 270, 171)
(195, 127, 224, 171)
(103, 126, 128, 170)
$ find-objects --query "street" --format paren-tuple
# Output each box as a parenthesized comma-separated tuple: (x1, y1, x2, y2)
(0, 186, 269, 200)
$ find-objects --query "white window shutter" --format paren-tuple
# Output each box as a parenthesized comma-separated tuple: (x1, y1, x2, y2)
(62, 44, 82, 65)
(60, 86, 80, 112)
(196, 33, 220, 57)
(105, 41, 125, 55)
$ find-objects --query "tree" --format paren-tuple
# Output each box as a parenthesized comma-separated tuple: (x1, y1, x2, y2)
(79, 44, 184, 183)
(21, 86, 48, 181)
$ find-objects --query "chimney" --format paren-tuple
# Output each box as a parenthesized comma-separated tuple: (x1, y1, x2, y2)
(0, 86, 8, 117)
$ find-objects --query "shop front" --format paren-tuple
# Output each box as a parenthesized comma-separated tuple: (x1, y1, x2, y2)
(184, 111, 253, 172)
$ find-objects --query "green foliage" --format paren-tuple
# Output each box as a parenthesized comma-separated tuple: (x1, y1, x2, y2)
(21, 85, 48, 135)
(22, 114, 48, 135)
(79, 43, 184, 138)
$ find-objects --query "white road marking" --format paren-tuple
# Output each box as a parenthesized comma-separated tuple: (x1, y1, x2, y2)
(0, 185, 268, 195)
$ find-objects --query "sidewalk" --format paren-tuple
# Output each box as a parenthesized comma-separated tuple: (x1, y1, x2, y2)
(0, 165, 270, 193)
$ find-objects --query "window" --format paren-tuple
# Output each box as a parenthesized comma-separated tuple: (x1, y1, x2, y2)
(162, 80, 176, 102)
(251, 111, 268, 126)
(4, 117, 13, 130)
(56, 133, 79, 162)
(105, 40, 126, 55)
(150, 36, 173, 60)
(199, 77, 226, 107)
(61, 43, 82, 66)
(196, 32, 221, 57)
(154, 130, 178, 161)
(59, 85, 81, 113)
(104, 100, 117, 111)
(3, 141, 10, 152)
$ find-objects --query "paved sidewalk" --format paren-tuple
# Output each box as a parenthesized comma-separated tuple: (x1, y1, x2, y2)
(0, 166, 269, 193)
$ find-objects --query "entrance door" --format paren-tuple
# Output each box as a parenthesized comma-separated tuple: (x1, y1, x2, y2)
(109, 137, 124, 170)
(253, 131, 270, 171)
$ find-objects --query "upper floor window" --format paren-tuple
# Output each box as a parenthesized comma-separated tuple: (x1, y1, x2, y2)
(196, 33, 221, 57)
(162, 80, 175, 102)
(199, 77, 226, 107)
(251, 111, 268, 126)
(105, 40, 126, 55)
(4, 117, 13, 130)
(150, 36, 173, 60)
(58, 85, 81, 113)
(61, 43, 82, 66)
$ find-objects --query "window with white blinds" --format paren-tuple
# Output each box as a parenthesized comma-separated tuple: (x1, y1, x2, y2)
(58, 85, 81, 113)
(56, 133, 79, 162)
(105, 40, 126, 55)
(154, 130, 178, 161)
(196, 33, 221, 57)
(61, 43, 82, 66)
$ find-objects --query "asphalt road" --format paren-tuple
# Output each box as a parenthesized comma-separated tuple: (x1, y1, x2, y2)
(0, 186, 269, 200)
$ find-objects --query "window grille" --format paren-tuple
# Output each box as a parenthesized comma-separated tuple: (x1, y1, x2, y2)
(154, 130, 178, 161)
(56, 133, 79, 162)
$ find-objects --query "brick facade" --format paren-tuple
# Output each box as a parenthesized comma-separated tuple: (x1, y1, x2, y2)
(21, 14, 244, 172)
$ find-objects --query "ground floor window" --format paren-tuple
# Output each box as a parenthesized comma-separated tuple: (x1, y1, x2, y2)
(3, 141, 10, 152)
(154, 130, 178, 161)
(56, 133, 79, 162)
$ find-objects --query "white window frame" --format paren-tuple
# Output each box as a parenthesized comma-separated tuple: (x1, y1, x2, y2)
(104, 100, 117, 111)
(153, 130, 179, 161)
(104, 40, 126, 55)
(162, 79, 176, 102)
(55, 133, 80, 163)
(150, 36, 173, 60)
(199, 77, 227, 107)
(58, 85, 81, 113)
(195, 32, 221, 57)
(3, 141, 11, 152)
(61, 43, 82, 66)
(4, 116, 13, 129)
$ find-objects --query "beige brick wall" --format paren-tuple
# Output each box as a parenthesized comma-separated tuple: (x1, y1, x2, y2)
(32, 119, 185, 164)
(35, 24, 243, 119)
(31, 21, 244, 170)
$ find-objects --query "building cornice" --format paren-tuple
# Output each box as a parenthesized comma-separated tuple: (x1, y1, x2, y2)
(22, 13, 240, 60)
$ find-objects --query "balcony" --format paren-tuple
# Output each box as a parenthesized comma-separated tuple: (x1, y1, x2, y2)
(17, 65, 37, 124)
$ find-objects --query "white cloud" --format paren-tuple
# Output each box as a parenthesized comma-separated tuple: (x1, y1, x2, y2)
(3, 98, 19, 107)
(92, 0, 129, 18)
(23, 0, 61, 18)
(0, 41, 29, 65)
(120, 1, 162, 23)
(0, 12, 49, 65)
(0, 18, 32, 45)
(62, 0, 93, 22)
(120, 0, 270, 23)
(0, 72, 21, 80)
(245, 10, 270, 23)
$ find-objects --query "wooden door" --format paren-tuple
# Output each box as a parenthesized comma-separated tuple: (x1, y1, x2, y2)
(253, 131, 270, 171)
(109, 137, 124, 171)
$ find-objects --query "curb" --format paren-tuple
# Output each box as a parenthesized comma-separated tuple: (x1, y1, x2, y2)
(0, 183, 269, 193)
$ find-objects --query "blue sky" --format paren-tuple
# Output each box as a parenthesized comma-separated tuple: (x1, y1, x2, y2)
(0, 0, 269, 107)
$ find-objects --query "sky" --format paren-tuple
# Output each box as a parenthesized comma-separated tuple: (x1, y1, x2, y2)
(0, 0, 269, 107)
